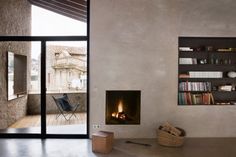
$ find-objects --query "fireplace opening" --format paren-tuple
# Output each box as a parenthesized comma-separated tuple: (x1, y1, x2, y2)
(106, 90, 141, 125)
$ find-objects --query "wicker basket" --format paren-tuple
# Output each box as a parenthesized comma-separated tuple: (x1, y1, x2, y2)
(157, 127, 185, 147)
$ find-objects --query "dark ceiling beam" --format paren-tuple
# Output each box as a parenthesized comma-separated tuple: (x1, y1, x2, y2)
(31, 0, 87, 17)
(68, 0, 87, 6)
(28, 0, 87, 22)
(50, 0, 87, 12)
(41, 0, 87, 18)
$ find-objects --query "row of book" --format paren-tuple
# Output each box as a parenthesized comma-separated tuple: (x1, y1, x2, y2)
(179, 72, 223, 78)
(179, 82, 211, 91)
(179, 47, 236, 52)
(189, 71, 223, 78)
(178, 92, 214, 105)
(180, 58, 232, 65)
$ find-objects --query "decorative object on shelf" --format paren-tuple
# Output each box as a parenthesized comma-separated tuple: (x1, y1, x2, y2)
(212, 86, 218, 91)
(217, 48, 236, 52)
(199, 59, 207, 64)
(179, 74, 189, 78)
(195, 46, 205, 51)
(227, 71, 236, 78)
(230, 101, 236, 105)
(206, 46, 214, 51)
(218, 85, 232, 91)
(157, 122, 186, 147)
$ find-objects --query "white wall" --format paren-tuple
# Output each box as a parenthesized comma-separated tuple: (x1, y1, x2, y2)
(90, 0, 236, 138)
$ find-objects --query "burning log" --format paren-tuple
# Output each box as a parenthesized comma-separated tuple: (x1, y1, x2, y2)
(110, 99, 133, 122)
(112, 111, 128, 120)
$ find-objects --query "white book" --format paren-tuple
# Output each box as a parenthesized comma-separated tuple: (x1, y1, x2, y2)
(189, 71, 223, 78)
(179, 58, 192, 64)
(179, 47, 193, 51)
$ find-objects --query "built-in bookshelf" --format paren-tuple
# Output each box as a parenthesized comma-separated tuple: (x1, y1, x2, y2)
(178, 37, 236, 105)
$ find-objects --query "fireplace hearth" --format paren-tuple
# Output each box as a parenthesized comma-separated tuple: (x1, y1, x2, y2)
(106, 90, 141, 125)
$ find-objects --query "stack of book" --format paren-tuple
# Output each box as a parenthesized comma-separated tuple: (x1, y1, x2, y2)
(179, 58, 197, 64)
(179, 82, 211, 91)
(179, 47, 193, 51)
(178, 92, 214, 105)
(189, 71, 223, 78)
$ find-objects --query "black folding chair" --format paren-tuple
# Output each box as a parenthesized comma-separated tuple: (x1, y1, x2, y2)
(52, 94, 80, 121)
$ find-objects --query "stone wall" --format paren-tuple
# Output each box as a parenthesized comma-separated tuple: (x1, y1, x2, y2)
(27, 93, 87, 115)
(0, 0, 31, 129)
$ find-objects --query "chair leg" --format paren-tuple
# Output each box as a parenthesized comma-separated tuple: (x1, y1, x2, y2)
(67, 113, 75, 120)
(70, 113, 77, 119)
(70, 104, 80, 120)
(55, 104, 81, 121)
(62, 113, 70, 121)
(55, 111, 70, 121)
(56, 109, 64, 119)
(56, 113, 61, 119)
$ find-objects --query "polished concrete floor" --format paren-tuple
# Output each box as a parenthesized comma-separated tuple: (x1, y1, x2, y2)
(0, 138, 235, 157)
(0, 113, 87, 134)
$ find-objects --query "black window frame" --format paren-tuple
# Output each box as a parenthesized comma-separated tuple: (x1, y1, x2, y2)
(0, 0, 90, 139)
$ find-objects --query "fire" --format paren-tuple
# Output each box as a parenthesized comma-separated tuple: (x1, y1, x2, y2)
(111, 100, 127, 120)
(112, 112, 116, 117)
(118, 100, 123, 113)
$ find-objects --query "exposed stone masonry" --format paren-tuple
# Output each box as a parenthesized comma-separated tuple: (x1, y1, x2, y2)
(0, 0, 31, 129)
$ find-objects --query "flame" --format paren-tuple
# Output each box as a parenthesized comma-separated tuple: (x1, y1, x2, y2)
(112, 112, 116, 117)
(118, 100, 123, 113)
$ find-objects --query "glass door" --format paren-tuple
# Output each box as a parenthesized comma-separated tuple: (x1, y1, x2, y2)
(0, 37, 88, 138)
(45, 41, 87, 135)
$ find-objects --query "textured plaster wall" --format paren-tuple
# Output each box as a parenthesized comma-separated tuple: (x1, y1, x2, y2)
(90, 0, 236, 138)
(0, 0, 31, 129)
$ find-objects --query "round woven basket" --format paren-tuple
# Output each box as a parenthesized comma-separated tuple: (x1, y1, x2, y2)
(157, 128, 185, 147)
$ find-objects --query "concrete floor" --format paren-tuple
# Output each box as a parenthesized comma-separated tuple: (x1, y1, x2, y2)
(0, 138, 235, 157)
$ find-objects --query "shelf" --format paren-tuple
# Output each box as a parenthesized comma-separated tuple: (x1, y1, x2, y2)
(179, 64, 236, 71)
(179, 51, 236, 54)
(178, 91, 209, 92)
(179, 91, 236, 93)
(178, 104, 235, 106)
(179, 51, 236, 60)
(178, 37, 236, 106)
(179, 64, 236, 66)
(179, 78, 236, 81)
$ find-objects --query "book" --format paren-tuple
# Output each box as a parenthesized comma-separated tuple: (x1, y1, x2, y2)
(179, 92, 214, 105)
(179, 58, 197, 64)
(179, 47, 193, 51)
(189, 71, 223, 78)
(179, 74, 190, 78)
(179, 82, 211, 91)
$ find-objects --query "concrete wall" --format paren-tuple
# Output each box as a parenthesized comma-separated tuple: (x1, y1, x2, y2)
(0, 0, 31, 129)
(90, 0, 236, 138)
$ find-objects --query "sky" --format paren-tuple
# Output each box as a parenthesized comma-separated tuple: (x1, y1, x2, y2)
(31, 6, 87, 59)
